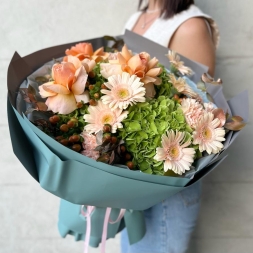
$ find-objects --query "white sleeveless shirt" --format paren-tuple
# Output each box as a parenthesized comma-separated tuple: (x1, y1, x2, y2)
(124, 5, 219, 48)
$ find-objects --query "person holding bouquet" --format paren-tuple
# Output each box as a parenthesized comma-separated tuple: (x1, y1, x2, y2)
(121, 0, 219, 252)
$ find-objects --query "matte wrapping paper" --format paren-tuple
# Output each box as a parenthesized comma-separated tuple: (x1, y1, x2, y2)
(9, 101, 236, 209)
(7, 30, 248, 246)
(58, 200, 146, 246)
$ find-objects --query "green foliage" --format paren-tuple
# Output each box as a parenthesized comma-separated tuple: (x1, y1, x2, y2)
(155, 65, 178, 98)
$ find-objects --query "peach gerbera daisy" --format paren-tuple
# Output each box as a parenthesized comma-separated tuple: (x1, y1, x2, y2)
(167, 50, 193, 76)
(101, 72, 146, 110)
(181, 98, 204, 129)
(83, 100, 129, 134)
(154, 130, 195, 175)
(193, 112, 225, 154)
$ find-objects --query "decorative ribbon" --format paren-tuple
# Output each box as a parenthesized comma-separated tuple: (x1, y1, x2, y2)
(81, 205, 95, 253)
(80, 206, 126, 253)
(101, 208, 126, 253)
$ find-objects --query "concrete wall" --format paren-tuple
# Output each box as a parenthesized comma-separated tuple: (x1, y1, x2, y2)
(1, 0, 252, 252)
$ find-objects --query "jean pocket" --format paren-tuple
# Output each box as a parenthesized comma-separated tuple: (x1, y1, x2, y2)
(180, 182, 201, 207)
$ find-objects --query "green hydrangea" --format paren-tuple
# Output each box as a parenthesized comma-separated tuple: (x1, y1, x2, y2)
(118, 96, 192, 175)
(155, 65, 178, 98)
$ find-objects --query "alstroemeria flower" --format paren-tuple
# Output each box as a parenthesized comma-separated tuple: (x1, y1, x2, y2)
(169, 74, 201, 101)
(154, 130, 195, 175)
(167, 50, 193, 76)
(83, 100, 129, 134)
(39, 62, 89, 114)
(65, 42, 108, 62)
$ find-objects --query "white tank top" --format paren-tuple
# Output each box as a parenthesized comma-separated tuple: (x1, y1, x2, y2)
(124, 5, 219, 48)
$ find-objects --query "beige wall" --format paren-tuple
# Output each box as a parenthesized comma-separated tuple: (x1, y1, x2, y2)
(1, 1, 253, 252)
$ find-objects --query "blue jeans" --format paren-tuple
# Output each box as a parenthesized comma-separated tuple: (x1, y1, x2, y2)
(121, 182, 201, 253)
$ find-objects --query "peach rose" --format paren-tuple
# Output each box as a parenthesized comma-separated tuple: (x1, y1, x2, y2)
(64, 55, 96, 73)
(65, 43, 108, 62)
(39, 62, 89, 114)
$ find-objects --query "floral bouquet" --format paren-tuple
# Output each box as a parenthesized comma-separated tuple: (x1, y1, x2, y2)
(7, 30, 248, 250)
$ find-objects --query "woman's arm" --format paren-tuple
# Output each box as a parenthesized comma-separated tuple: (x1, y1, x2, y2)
(169, 17, 216, 76)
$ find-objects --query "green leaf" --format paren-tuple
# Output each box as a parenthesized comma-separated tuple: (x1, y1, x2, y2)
(103, 35, 117, 42)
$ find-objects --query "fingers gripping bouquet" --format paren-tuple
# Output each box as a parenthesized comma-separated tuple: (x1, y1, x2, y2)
(7, 31, 248, 251)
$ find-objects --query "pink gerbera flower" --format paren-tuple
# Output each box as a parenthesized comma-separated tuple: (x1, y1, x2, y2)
(154, 130, 195, 175)
(193, 112, 225, 154)
(101, 72, 146, 110)
(83, 100, 129, 134)
(81, 131, 99, 160)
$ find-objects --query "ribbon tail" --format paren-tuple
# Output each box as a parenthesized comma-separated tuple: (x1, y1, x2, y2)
(81, 205, 95, 253)
(109, 208, 126, 224)
(101, 207, 112, 253)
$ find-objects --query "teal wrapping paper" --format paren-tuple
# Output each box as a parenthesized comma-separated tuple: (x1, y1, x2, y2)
(58, 200, 145, 246)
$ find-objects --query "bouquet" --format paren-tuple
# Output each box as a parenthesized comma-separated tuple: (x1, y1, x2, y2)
(7, 30, 248, 250)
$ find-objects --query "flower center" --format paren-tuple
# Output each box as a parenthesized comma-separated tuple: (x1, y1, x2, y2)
(167, 145, 182, 161)
(113, 85, 131, 101)
(201, 126, 213, 141)
(101, 113, 114, 125)
(118, 89, 129, 99)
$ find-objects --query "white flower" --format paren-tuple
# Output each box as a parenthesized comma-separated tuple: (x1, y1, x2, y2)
(101, 72, 146, 110)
